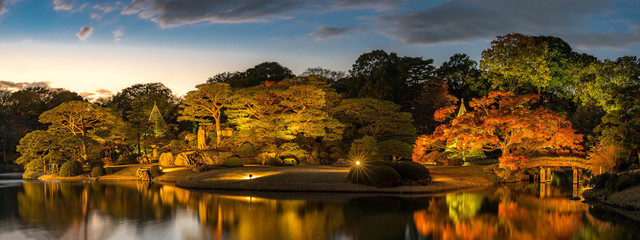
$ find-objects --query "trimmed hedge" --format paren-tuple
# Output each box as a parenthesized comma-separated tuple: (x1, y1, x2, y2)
(347, 165, 401, 188)
(389, 161, 431, 182)
(225, 156, 244, 167)
(60, 161, 83, 177)
(105, 167, 115, 175)
(91, 166, 105, 177)
(267, 157, 283, 166)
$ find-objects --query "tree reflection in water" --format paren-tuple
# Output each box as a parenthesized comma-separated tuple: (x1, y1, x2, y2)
(4, 181, 640, 240)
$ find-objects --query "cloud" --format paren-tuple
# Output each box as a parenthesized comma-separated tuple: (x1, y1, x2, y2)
(95, 89, 112, 95)
(372, 0, 640, 48)
(0, 80, 51, 91)
(331, 0, 404, 11)
(76, 26, 93, 40)
(0, 0, 7, 15)
(121, 0, 314, 28)
(309, 26, 352, 40)
(53, 0, 73, 11)
(80, 89, 113, 102)
(112, 27, 124, 41)
(91, 2, 120, 20)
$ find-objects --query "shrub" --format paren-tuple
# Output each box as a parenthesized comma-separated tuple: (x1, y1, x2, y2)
(347, 165, 401, 188)
(91, 166, 105, 177)
(238, 143, 257, 157)
(348, 136, 378, 163)
(283, 158, 297, 165)
(615, 173, 640, 191)
(23, 170, 40, 179)
(587, 143, 620, 174)
(279, 142, 307, 160)
(589, 172, 613, 189)
(149, 165, 163, 177)
(225, 156, 244, 167)
(329, 146, 343, 154)
(389, 161, 431, 184)
(105, 167, 115, 175)
(89, 160, 104, 170)
(267, 157, 283, 166)
(59, 161, 83, 177)
(116, 154, 139, 165)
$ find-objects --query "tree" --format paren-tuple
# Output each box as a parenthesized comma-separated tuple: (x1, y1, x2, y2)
(39, 101, 117, 161)
(106, 83, 178, 154)
(300, 67, 346, 82)
(15, 130, 63, 177)
(333, 98, 416, 143)
(575, 56, 640, 163)
(178, 83, 233, 146)
(226, 78, 344, 147)
(347, 50, 406, 104)
(413, 91, 583, 174)
(409, 79, 458, 135)
(207, 62, 294, 88)
(480, 33, 552, 93)
(436, 53, 489, 101)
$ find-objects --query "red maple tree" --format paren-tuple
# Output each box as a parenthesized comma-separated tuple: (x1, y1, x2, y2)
(413, 91, 583, 171)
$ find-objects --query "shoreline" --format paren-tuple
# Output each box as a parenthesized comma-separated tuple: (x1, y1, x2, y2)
(33, 164, 495, 195)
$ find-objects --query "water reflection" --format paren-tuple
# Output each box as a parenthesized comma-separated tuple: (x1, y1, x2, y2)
(0, 179, 638, 240)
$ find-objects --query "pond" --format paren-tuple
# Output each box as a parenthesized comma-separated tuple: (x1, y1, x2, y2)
(1, 172, 639, 240)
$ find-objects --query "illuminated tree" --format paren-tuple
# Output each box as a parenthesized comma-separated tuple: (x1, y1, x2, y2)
(333, 98, 416, 143)
(207, 61, 294, 88)
(413, 91, 583, 173)
(226, 78, 344, 146)
(39, 101, 117, 161)
(179, 83, 233, 146)
(480, 33, 552, 93)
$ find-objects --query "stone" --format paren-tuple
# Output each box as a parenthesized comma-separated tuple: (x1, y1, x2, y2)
(174, 152, 193, 166)
(159, 152, 174, 167)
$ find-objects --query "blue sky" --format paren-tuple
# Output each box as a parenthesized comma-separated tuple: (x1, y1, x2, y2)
(1, 0, 639, 100)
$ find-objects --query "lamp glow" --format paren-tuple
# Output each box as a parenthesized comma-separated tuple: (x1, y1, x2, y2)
(356, 161, 361, 166)
(249, 174, 253, 179)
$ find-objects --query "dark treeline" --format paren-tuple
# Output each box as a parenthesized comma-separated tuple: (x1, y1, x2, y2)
(1, 33, 639, 174)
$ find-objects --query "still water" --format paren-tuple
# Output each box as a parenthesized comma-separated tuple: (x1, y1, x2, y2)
(1, 173, 639, 240)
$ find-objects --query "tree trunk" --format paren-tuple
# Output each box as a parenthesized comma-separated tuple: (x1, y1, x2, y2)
(215, 116, 221, 147)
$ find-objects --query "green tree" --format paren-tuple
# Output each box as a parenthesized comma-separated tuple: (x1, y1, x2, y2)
(178, 83, 233, 146)
(16, 130, 62, 177)
(105, 83, 178, 154)
(39, 101, 117, 161)
(207, 62, 294, 88)
(333, 98, 416, 143)
(437, 53, 489, 101)
(347, 50, 406, 104)
(480, 33, 552, 93)
(226, 78, 344, 146)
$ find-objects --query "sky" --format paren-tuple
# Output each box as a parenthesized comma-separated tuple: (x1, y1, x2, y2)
(1, 0, 640, 100)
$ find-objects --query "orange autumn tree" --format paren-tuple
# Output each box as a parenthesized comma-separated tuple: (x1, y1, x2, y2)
(413, 91, 583, 173)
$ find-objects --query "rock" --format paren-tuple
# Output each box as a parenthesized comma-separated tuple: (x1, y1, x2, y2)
(218, 151, 234, 165)
(136, 168, 151, 181)
(256, 152, 276, 165)
(174, 152, 193, 166)
(192, 163, 208, 173)
(159, 152, 174, 167)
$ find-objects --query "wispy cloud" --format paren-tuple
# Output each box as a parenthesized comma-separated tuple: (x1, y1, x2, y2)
(121, 0, 315, 28)
(372, 0, 640, 49)
(331, 0, 405, 11)
(80, 89, 113, 102)
(53, 0, 73, 11)
(113, 27, 124, 41)
(0, 80, 51, 91)
(309, 26, 352, 40)
(91, 2, 120, 20)
(76, 26, 93, 40)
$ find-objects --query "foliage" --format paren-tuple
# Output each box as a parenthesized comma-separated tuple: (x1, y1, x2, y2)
(91, 166, 105, 177)
(480, 33, 551, 93)
(437, 53, 489, 101)
(116, 154, 139, 165)
(279, 142, 306, 161)
(207, 61, 294, 88)
(267, 157, 283, 166)
(498, 154, 528, 171)
(89, 160, 104, 170)
(226, 78, 344, 145)
(149, 165, 162, 178)
(348, 136, 378, 163)
(22, 158, 45, 179)
(590, 172, 640, 193)
(104, 167, 115, 175)
(16, 130, 62, 169)
(334, 98, 416, 141)
(238, 142, 257, 157)
(587, 143, 620, 174)
(347, 165, 401, 188)
(376, 139, 413, 161)
(178, 83, 233, 146)
(409, 79, 459, 134)
(59, 161, 83, 177)
(225, 156, 244, 167)
(414, 91, 583, 173)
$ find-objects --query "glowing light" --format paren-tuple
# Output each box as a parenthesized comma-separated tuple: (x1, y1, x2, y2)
(356, 161, 361, 166)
